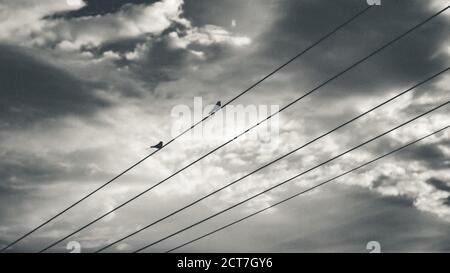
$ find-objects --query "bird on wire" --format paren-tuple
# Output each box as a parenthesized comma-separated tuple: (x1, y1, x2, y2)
(209, 101, 221, 115)
(149, 141, 163, 150)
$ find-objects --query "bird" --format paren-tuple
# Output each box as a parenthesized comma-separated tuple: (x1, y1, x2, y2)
(150, 141, 163, 150)
(209, 101, 221, 115)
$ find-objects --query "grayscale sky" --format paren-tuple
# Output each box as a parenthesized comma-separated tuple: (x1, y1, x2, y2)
(0, 0, 449, 253)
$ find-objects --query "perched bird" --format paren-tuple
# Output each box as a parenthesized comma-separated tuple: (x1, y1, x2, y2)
(150, 141, 163, 150)
(209, 101, 221, 115)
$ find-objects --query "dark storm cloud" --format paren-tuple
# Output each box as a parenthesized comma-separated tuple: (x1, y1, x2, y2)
(177, 184, 450, 252)
(183, 0, 249, 27)
(444, 197, 450, 206)
(0, 183, 31, 199)
(1, 0, 449, 253)
(125, 39, 193, 92)
(400, 99, 450, 117)
(427, 177, 450, 192)
(398, 141, 450, 169)
(0, 156, 61, 185)
(183, 0, 228, 26)
(0, 45, 110, 126)
(137, 40, 184, 72)
(51, 0, 161, 18)
(270, 185, 450, 252)
(96, 37, 149, 56)
(46, 1, 245, 93)
(122, 39, 238, 93)
(0, 149, 110, 187)
(256, 0, 449, 98)
(371, 174, 396, 188)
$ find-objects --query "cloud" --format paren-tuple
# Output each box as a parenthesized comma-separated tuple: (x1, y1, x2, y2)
(0, 0, 183, 48)
(255, 0, 449, 98)
(0, 0, 253, 126)
(47, 0, 185, 49)
(0, 44, 110, 126)
(1, 0, 250, 59)
(165, 185, 450, 252)
(427, 178, 450, 192)
(167, 25, 251, 50)
(0, 0, 86, 41)
(0, 0, 449, 253)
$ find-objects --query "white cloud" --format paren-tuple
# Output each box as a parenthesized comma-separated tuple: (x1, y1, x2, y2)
(0, 0, 252, 66)
(41, 0, 184, 49)
(0, 0, 86, 41)
(167, 25, 251, 50)
(66, 0, 85, 8)
(101, 50, 121, 61)
(0, 0, 448, 252)
(56, 40, 80, 52)
(124, 42, 149, 61)
(0, 0, 183, 49)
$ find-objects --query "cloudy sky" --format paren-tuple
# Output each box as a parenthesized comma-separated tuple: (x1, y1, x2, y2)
(0, 0, 449, 253)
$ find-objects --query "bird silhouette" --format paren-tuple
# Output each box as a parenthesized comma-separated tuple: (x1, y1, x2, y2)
(209, 101, 221, 115)
(150, 141, 163, 150)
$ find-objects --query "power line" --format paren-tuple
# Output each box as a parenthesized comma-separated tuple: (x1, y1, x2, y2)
(0, 151, 163, 254)
(95, 68, 449, 252)
(38, 6, 448, 252)
(221, 7, 372, 107)
(167, 125, 450, 253)
(1, 5, 371, 253)
(0, 6, 371, 252)
(134, 100, 449, 252)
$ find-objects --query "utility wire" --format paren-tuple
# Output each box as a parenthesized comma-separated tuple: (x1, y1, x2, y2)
(95, 68, 449, 252)
(0, 5, 371, 253)
(38, 6, 448, 252)
(134, 100, 449, 252)
(167, 125, 450, 253)
(221, 7, 372, 107)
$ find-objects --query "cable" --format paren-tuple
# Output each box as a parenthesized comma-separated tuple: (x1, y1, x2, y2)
(95, 68, 449, 252)
(134, 100, 449, 252)
(167, 125, 449, 252)
(38, 6, 448, 252)
(221, 6, 372, 107)
(1, 5, 371, 253)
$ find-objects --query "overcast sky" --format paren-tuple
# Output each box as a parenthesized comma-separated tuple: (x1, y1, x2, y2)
(0, 0, 449, 253)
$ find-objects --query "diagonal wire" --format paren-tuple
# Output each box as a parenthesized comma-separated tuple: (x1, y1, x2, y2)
(134, 100, 449, 252)
(167, 125, 450, 252)
(95, 67, 449, 252)
(38, 5, 448, 252)
(0, 5, 372, 253)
